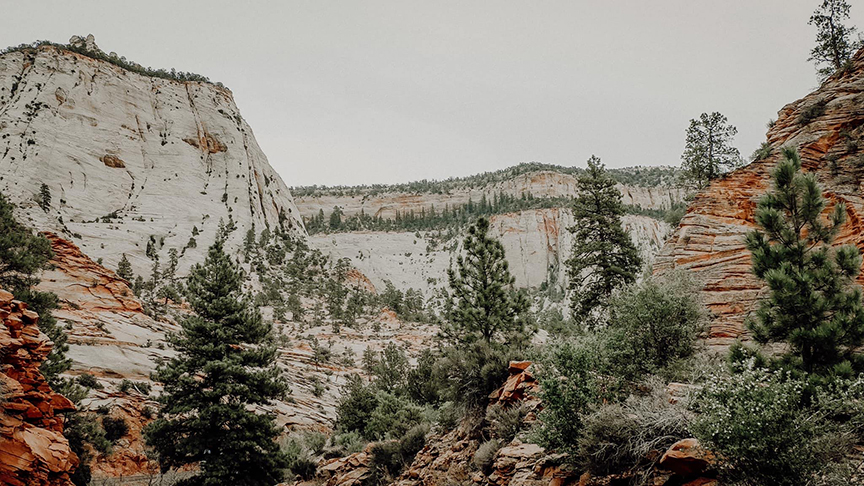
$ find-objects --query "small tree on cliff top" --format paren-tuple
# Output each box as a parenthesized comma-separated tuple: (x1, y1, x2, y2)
(745, 146, 864, 376)
(809, 0, 863, 80)
(145, 236, 288, 485)
(567, 156, 641, 328)
(681, 112, 742, 189)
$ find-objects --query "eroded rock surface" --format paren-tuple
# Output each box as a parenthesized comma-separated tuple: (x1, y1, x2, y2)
(0, 40, 304, 281)
(655, 47, 864, 347)
(0, 288, 77, 486)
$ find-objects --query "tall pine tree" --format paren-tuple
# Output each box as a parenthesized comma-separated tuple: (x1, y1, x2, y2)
(116, 253, 133, 281)
(745, 147, 864, 376)
(443, 217, 528, 345)
(145, 237, 288, 485)
(567, 156, 642, 327)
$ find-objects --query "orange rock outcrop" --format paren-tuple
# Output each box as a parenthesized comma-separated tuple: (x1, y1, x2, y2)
(0, 288, 78, 486)
(655, 47, 864, 346)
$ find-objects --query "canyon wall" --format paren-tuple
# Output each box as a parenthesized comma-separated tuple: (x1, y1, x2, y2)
(0, 39, 304, 279)
(655, 47, 864, 347)
(295, 170, 683, 221)
(310, 209, 670, 294)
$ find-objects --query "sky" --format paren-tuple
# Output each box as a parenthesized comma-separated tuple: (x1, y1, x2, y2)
(2, 1, 863, 187)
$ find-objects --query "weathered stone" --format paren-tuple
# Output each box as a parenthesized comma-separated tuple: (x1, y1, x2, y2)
(659, 439, 714, 477)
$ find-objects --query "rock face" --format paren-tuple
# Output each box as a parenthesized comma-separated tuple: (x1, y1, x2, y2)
(0, 39, 304, 280)
(310, 210, 670, 294)
(0, 288, 78, 486)
(655, 47, 864, 347)
(294, 169, 683, 221)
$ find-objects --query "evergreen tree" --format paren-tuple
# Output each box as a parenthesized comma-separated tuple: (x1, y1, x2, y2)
(0, 192, 53, 291)
(39, 183, 51, 212)
(745, 147, 864, 376)
(145, 238, 288, 485)
(681, 112, 742, 189)
(809, 0, 863, 80)
(443, 217, 528, 345)
(566, 156, 642, 327)
(116, 253, 133, 281)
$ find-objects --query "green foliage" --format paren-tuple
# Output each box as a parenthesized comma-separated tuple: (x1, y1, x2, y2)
(604, 272, 705, 380)
(750, 141, 773, 162)
(118, 379, 152, 395)
(567, 156, 642, 327)
(335, 375, 380, 438)
(691, 366, 853, 486)
(745, 147, 864, 375)
(577, 380, 689, 476)
(64, 411, 111, 485)
(280, 435, 319, 481)
(486, 402, 528, 444)
(798, 99, 828, 125)
(1, 39, 224, 87)
(472, 439, 500, 473)
(534, 338, 606, 459)
(76, 373, 102, 389)
(365, 391, 425, 441)
(681, 112, 742, 188)
(116, 253, 133, 281)
(809, 0, 863, 80)
(363, 342, 410, 394)
(144, 238, 288, 485)
(102, 415, 130, 443)
(38, 183, 51, 212)
(0, 192, 53, 291)
(443, 217, 529, 346)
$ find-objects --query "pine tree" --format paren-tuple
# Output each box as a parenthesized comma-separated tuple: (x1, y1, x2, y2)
(443, 217, 528, 345)
(566, 156, 642, 327)
(116, 253, 133, 281)
(745, 147, 864, 376)
(144, 238, 289, 485)
(681, 112, 742, 189)
(0, 192, 53, 291)
(809, 0, 863, 80)
(39, 183, 51, 212)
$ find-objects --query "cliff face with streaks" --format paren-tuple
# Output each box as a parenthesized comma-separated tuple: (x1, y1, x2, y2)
(0, 38, 304, 280)
(310, 210, 670, 295)
(0, 288, 77, 486)
(655, 47, 864, 346)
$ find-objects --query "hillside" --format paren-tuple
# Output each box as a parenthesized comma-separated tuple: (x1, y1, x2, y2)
(655, 47, 864, 347)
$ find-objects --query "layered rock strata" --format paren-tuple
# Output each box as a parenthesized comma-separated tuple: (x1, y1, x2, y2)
(655, 47, 864, 346)
(0, 288, 77, 486)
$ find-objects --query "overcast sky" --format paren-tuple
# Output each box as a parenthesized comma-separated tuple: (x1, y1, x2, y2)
(3, 1, 863, 186)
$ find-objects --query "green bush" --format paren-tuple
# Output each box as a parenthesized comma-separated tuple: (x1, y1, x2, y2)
(330, 431, 366, 456)
(605, 272, 705, 380)
(335, 375, 379, 436)
(101, 416, 129, 443)
(281, 436, 318, 481)
(690, 366, 852, 486)
(366, 391, 425, 441)
(534, 337, 607, 459)
(76, 373, 102, 389)
(486, 402, 528, 444)
(472, 439, 500, 473)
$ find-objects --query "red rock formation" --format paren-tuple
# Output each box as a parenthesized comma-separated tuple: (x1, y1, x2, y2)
(0, 288, 78, 486)
(655, 47, 864, 346)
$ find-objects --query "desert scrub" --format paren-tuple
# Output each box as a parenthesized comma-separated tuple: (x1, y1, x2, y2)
(690, 364, 854, 486)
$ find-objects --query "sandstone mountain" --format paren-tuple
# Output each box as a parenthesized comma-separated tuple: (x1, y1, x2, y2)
(0, 36, 304, 279)
(296, 164, 683, 295)
(655, 47, 864, 347)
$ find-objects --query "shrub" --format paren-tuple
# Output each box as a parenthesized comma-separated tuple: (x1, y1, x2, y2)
(101, 416, 129, 443)
(365, 391, 425, 441)
(486, 402, 528, 444)
(437, 341, 519, 412)
(398, 424, 428, 460)
(76, 373, 102, 389)
(118, 379, 151, 395)
(797, 99, 827, 125)
(690, 365, 852, 486)
(281, 436, 318, 481)
(534, 337, 608, 459)
(335, 375, 378, 436)
(330, 431, 366, 456)
(472, 439, 500, 473)
(369, 441, 403, 479)
(577, 379, 690, 476)
(605, 271, 705, 380)
(750, 141, 773, 162)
